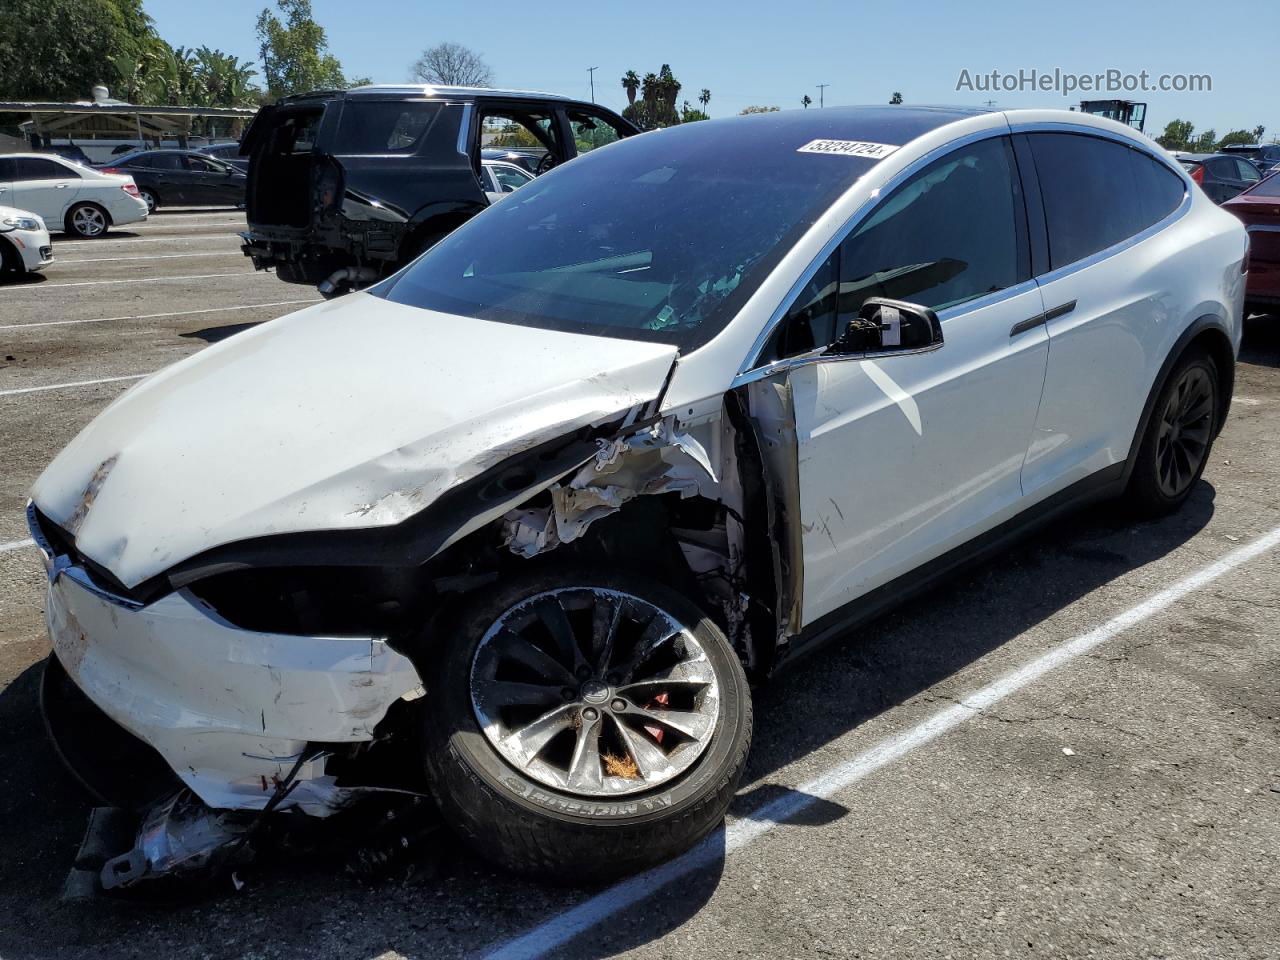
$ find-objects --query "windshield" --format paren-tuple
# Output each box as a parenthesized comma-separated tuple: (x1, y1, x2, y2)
(374, 115, 884, 351)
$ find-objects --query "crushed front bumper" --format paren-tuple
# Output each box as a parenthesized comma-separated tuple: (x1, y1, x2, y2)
(34, 510, 424, 816)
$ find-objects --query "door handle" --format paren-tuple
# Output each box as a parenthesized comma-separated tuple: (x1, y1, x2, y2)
(1010, 301, 1075, 337)
(56, 183, 69, 189)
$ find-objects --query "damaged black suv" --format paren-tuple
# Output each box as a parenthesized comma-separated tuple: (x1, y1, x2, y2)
(239, 85, 638, 296)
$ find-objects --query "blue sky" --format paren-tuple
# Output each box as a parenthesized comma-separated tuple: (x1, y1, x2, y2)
(144, 0, 1276, 139)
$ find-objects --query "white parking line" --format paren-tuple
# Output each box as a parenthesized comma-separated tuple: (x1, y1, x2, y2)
(0, 373, 150, 397)
(29, 272, 259, 289)
(479, 524, 1280, 960)
(0, 538, 34, 554)
(0, 299, 318, 332)
(55, 233, 241, 247)
(57, 251, 243, 264)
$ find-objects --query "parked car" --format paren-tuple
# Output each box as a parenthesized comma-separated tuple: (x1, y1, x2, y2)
(98, 149, 247, 213)
(30, 106, 1245, 887)
(1219, 143, 1280, 173)
(1224, 171, 1280, 317)
(479, 157, 533, 201)
(239, 84, 638, 296)
(480, 146, 544, 173)
(36, 144, 94, 166)
(1180, 153, 1262, 203)
(0, 205, 53, 276)
(0, 153, 147, 237)
(195, 141, 249, 173)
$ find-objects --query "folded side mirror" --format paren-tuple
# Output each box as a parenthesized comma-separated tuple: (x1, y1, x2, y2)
(826, 297, 943, 357)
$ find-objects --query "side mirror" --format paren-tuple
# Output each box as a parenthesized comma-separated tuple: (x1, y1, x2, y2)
(826, 297, 943, 357)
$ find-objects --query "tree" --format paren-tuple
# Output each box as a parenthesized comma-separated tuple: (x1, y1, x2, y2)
(740, 105, 780, 114)
(800, 95, 812, 109)
(1218, 130, 1255, 150)
(0, 0, 140, 101)
(889, 91, 903, 104)
(621, 65, 685, 130)
(680, 101, 709, 123)
(1252, 124, 1266, 143)
(698, 88, 711, 114)
(411, 41, 493, 86)
(1192, 129, 1217, 153)
(256, 0, 355, 98)
(621, 70, 640, 105)
(1155, 119, 1194, 151)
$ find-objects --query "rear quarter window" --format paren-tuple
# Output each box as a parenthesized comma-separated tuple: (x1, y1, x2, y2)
(335, 101, 444, 154)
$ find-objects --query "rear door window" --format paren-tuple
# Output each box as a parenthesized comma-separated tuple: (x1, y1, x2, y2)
(1233, 158, 1262, 183)
(15, 157, 79, 180)
(1128, 151, 1186, 229)
(477, 107, 563, 170)
(137, 153, 183, 170)
(565, 107, 627, 156)
(335, 100, 443, 154)
(1028, 133, 1149, 270)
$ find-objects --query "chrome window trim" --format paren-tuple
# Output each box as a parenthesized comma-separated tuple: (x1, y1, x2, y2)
(456, 102, 475, 158)
(735, 121, 1194, 381)
(1245, 223, 1280, 234)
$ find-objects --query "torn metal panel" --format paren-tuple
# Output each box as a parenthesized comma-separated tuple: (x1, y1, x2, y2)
(99, 791, 251, 890)
(501, 415, 723, 559)
(29, 294, 679, 588)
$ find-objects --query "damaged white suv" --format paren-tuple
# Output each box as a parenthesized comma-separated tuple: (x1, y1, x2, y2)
(30, 105, 1246, 885)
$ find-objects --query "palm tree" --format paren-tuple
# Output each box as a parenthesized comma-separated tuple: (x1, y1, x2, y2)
(641, 73, 658, 104)
(801, 94, 812, 109)
(621, 70, 640, 105)
(698, 88, 710, 114)
(1253, 124, 1266, 142)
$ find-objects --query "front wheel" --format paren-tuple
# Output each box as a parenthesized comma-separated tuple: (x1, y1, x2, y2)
(422, 567, 752, 883)
(1126, 349, 1219, 515)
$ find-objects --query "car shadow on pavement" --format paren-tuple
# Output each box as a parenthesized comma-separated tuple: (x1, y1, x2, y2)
(0, 271, 47, 287)
(0, 484, 1215, 960)
(180, 321, 261, 343)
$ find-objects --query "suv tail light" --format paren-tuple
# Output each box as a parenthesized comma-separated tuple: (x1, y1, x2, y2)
(99, 167, 123, 175)
(121, 183, 140, 197)
(1189, 164, 1205, 184)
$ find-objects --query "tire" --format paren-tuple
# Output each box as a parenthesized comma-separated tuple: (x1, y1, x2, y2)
(139, 189, 158, 214)
(65, 202, 110, 238)
(422, 566, 752, 883)
(0, 236, 19, 275)
(1125, 348, 1219, 515)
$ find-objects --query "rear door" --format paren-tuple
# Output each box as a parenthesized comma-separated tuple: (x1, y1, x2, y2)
(183, 154, 241, 205)
(1019, 132, 1189, 497)
(9, 157, 82, 223)
(133, 152, 187, 203)
(0, 157, 14, 208)
(560, 105, 634, 160)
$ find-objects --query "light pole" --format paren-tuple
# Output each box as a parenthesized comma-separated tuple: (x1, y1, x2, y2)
(817, 83, 829, 108)
(588, 66, 598, 103)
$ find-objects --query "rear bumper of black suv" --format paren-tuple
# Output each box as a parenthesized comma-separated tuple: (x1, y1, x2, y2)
(241, 219, 408, 286)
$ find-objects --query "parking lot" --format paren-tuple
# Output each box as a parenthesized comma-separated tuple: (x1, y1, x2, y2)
(1, 209, 1278, 960)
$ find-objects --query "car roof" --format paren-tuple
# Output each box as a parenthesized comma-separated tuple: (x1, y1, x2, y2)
(341, 84, 576, 103)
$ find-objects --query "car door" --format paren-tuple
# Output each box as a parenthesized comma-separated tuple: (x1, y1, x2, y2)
(132, 152, 185, 203)
(1018, 131, 1189, 498)
(184, 154, 240, 205)
(560, 105, 634, 159)
(770, 135, 1048, 623)
(1229, 157, 1262, 200)
(9, 157, 82, 223)
(0, 157, 14, 209)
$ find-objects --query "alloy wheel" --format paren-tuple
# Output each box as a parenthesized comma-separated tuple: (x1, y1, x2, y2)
(140, 191, 156, 214)
(470, 587, 721, 798)
(71, 206, 106, 237)
(1155, 365, 1214, 498)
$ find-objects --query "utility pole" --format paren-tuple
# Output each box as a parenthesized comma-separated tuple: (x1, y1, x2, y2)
(588, 66, 598, 103)
(983, 99, 997, 107)
(817, 83, 829, 108)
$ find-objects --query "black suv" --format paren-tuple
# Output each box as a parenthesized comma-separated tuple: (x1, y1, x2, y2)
(239, 85, 638, 295)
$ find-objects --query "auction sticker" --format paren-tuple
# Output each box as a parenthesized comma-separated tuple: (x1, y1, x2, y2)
(797, 139, 900, 159)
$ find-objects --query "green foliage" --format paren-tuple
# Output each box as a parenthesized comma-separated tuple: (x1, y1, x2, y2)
(1155, 119, 1195, 151)
(680, 102, 709, 123)
(619, 64, 687, 130)
(741, 105, 781, 114)
(256, 0, 352, 98)
(0, 0, 129, 100)
(800, 95, 812, 109)
(1252, 124, 1266, 142)
(1191, 129, 1217, 153)
(1217, 130, 1255, 149)
(889, 91, 903, 104)
(620, 70, 640, 105)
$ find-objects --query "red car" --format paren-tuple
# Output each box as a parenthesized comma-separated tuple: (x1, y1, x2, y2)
(1224, 172, 1280, 317)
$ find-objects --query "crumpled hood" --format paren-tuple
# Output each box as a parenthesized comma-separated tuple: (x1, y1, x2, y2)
(31, 293, 677, 587)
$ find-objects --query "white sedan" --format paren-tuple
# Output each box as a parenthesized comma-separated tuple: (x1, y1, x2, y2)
(30, 106, 1247, 887)
(0, 205, 53, 275)
(0, 153, 148, 237)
